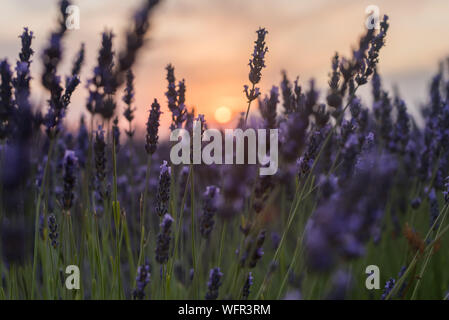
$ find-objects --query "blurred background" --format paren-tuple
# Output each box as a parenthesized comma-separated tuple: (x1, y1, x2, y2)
(1, 0, 448, 138)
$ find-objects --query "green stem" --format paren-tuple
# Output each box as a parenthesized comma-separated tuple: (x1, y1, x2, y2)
(31, 137, 56, 299)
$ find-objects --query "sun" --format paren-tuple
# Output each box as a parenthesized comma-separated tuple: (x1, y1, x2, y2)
(214, 106, 232, 124)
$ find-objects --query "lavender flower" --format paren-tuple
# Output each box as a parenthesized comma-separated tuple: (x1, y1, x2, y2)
(48, 214, 59, 249)
(381, 278, 395, 300)
(373, 91, 393, 147)
(41, 33, 62, 92)
(115, 0, 161, 81)
(326, 53, 342, 109)
(242, 272, 254, 300)
(18, 28, 34, 66)
(297, 125, 330, 179)
(280, 71, 295, 114)
(244, 28, 268, 104)
(199, 185, 220, 239)
(155, 161, 171, 217)
(340, 133, 361, 180)
(155, 213, 174, 264)
(112, 116, 120, 152)
(145, 99, 161, 155)
(93, 126, 107, 215)
(62, 150, 78, 211)
(94, 126, 107, 183)
(165, 64, 186, 131)
(14, 29, 34, 110)
(133, 261, 151, 300)
(41, 0, 71, 87)
(354, 15, 389, 86)
(43, 71, 80, 137)
(86, 31, 115, 117)
(259, 86, 278, 130)
(371, 68, 382, 102)
(75, 115, 88, 168)
(279, 110, 308, 163)
(205, 267, 223, 300)
(123, 69, 136, 138)
(71, 43, 85, 77)
(305, 153, 395, 271)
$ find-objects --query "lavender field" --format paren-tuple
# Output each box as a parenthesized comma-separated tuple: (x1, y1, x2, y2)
(1, 0, 449, 300)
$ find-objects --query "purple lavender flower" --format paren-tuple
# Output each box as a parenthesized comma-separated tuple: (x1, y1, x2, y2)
(14, 29, 34, 110)
(340, 133, 361, 180)
(94, 126, 107, 183)
(199, 185, 220, 239)
(327, 52, 342, 109)
(305, 153, 395, 272)
(354, 15, 389, 86)
(133, 261, 151, 300)
(145, 99, 161, 155)
(155, 160, 171, 217)
(155, 213, 174, 264)
(373, 91, 393, 147)
(371, 68, 382, 102)
(75, 115, 88, 168)
(242, 272, 253, 300)
(123, 69, 136, 138)
(205, 267, 223, 300)
(280, 71, 295, 114)
(112, 116, 120, 152)
(93, 126, 107, 215)
(86, 31, 115, 118)
(244, 28, 268, 104)
(62, 150, 78, 211)
(165, 64, 186, 131)
(43, 72, 80, 137)
(279, 110, 308, 163)
(41, 33, 62, 91)
(18, 28, 34, 66)
(381, 278, 395, 300)
(419, 73, 444, 183)
(71, 43, 85, 77)
(115, 0, 161, 80)
(48, 214, 59, 249)
(297, 125, 330, 179)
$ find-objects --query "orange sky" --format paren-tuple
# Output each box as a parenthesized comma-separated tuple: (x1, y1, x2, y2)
(1, 0, 449, 139)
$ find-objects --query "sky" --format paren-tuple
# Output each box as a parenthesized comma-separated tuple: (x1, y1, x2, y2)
(1, 0, 449, 138)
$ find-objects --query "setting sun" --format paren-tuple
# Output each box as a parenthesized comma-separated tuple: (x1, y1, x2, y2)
(214, 106, 232, 124)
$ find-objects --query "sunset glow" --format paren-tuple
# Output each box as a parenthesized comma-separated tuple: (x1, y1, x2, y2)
(214, 106, 232, 124)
